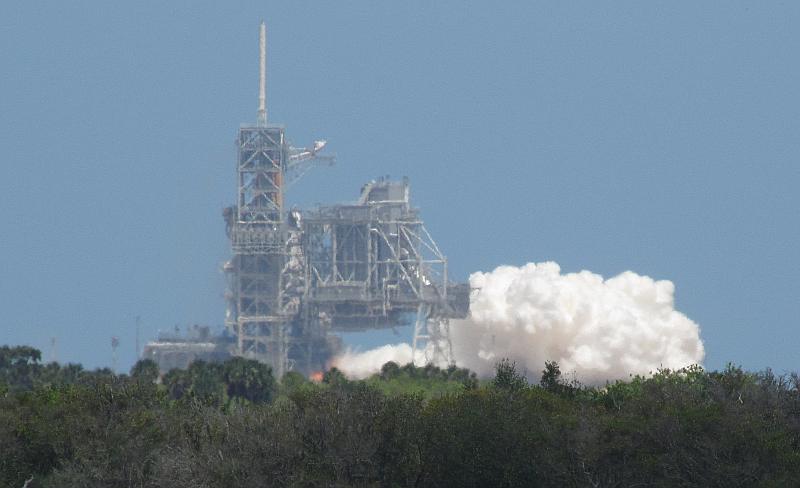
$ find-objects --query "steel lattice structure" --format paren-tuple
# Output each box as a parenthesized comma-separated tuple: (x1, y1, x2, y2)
(221, 23, 469, 376)
(302, 180, 469, 364)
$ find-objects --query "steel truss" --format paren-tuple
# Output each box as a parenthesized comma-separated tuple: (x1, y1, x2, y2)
(222, 25, 467, 376)
(302, 180, 468, 366)
(224, 123, 339, 377)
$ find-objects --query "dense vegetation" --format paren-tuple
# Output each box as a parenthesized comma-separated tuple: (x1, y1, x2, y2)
(2, 345, 800, 487)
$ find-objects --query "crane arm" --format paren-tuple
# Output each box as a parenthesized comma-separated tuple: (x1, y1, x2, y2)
(285, 140, 335, 187)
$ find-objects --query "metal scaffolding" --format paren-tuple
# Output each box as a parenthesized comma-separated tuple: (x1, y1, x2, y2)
(222, 23, 468, 376)
(303, 179, 468, 365)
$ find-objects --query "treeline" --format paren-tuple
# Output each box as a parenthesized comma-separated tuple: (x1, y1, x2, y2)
(2, 345, 800, 487)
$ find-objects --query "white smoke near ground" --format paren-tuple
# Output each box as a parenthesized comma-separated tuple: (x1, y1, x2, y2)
(332, 262, 705, 385)
(332, 343, 415, 380)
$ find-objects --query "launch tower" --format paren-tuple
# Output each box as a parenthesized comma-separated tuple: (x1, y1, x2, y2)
(222, 23, 469, 377)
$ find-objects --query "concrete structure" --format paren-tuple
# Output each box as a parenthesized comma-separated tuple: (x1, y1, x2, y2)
(142, 325, 232, 373)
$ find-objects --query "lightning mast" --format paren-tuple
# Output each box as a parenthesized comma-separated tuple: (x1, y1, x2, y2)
(257, 22, 267, 126)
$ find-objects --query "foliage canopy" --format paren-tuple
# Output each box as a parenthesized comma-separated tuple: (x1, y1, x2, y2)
(2, 345, 800, 487)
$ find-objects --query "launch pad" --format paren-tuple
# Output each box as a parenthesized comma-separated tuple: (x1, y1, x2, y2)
(146, 23, 469, 376)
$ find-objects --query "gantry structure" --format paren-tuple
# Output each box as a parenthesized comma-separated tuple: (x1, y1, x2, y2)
(222, 23, 468, 376)
(303, 179, 469, 365)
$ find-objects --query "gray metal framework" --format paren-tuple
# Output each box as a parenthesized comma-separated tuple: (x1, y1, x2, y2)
(222, 23, 468, 376)
(302, 179, 469, 365)
(223, 123, 337, 377)
(224, 124, 291, 376)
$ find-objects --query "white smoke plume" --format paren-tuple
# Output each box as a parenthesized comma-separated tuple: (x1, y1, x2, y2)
(333, 262, 705, 385)
(332, 343, 415, 380)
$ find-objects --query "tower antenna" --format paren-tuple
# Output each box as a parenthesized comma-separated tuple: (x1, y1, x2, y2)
(49, 337, 57, 363)
(135, 315, 141, 360)
(111, 336, 120, 374)
(257, 21, 267, 126)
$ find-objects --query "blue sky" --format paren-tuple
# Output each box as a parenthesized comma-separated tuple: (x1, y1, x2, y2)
(1, 2, 798, 373)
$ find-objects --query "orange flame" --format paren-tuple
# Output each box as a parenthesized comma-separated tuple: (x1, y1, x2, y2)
(309, 371, 324, 383)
